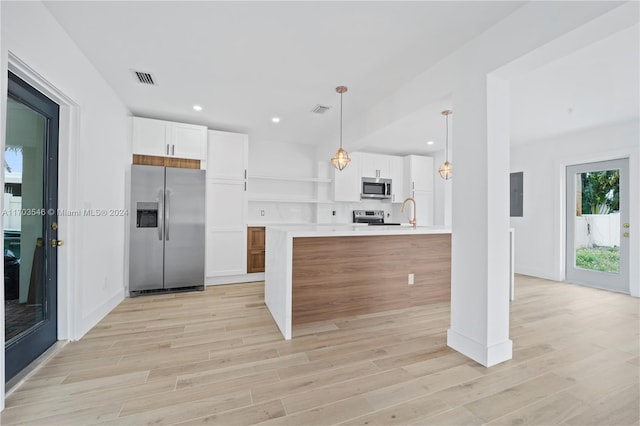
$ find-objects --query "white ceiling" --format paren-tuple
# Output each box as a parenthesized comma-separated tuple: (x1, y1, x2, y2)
(43, 1, 638, 156)
(510, 23, 639, 145)
(43, 1, 523, 148)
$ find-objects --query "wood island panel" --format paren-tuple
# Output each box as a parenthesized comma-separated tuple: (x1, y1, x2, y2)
(292, 233, 451, 325)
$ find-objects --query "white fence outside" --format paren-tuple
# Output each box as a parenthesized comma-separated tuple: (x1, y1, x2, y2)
(575, 212, 620, 248)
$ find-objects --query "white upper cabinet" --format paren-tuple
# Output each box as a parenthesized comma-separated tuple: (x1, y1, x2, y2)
(333, 152, 361, 202)
(132, 117, 207, 160)
(360, 153, 391, 178)
(132, 117, 170, 157)
(171, 122, 207, 160)
(207, 130, 248, 181)
(333, 152, 404, 202)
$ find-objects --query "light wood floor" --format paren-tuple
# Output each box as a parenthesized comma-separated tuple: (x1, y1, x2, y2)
(2, 275, 638, 425)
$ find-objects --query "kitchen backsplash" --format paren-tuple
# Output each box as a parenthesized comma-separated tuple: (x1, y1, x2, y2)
(248, 200, 410, 225)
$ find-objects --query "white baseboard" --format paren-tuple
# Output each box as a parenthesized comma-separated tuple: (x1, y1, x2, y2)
(447, 328, 513, 367)
(206, 273, 265, 286)
(76, 288, 124, 340)
(515, 265, 562, 282)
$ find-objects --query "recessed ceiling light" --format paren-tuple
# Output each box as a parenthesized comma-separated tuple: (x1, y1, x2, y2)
(193, 105, 203, 111)
(427, 140, 435, 145)
(272, 117, 281, 123)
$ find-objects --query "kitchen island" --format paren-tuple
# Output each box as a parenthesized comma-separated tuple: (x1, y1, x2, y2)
(265, 224, 451, 339)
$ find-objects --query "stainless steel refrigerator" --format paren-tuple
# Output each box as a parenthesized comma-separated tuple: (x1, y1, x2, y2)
(129, 165, 205, 296)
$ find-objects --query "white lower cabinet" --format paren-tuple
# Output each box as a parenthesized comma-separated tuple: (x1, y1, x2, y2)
(206, 130, 248, 277)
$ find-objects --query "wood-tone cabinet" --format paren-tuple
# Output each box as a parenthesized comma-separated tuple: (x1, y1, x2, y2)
(132, 117, 207, 161)
(247, 227, 265, 273)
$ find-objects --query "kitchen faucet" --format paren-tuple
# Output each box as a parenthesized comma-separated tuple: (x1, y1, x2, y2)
(401, 197, 417, 228)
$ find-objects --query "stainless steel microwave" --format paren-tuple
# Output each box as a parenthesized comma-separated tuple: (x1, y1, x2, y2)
(361, 177, 392, 200)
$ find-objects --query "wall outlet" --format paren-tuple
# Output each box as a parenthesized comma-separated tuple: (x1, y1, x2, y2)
(260, 209, 265, 216)
(408, 273, 414, 285)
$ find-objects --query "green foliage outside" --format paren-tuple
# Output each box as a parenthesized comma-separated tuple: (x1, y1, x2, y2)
(580, 170, 619, 214)
(576, 246, 620, 273)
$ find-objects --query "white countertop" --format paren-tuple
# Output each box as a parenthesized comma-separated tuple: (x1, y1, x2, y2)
(267, 224, 451, 238)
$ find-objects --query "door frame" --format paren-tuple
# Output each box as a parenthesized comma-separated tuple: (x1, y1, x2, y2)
(1, 53, 79, 397)
(565, 158, 629, 293)
(556, 149, 638, 297)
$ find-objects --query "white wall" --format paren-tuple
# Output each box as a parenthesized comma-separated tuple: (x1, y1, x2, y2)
(1, 0, 130, 395)
(510, 119, 639, 295)
(247, 140, 323, 224)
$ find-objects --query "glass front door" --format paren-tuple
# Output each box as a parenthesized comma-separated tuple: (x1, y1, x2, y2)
(566, 158, 629, 293)
(4, 71, 60, 382)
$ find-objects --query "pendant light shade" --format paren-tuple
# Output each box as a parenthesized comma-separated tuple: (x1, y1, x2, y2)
(331, 147, 350, 171)
(438, 109, 453, 180)
(331, 86, 351, 171)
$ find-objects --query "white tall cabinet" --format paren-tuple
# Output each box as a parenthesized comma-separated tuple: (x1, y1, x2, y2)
(206, 130, 248, 277)
(404, 155, 434, 226)
(389, 156, 404, 203)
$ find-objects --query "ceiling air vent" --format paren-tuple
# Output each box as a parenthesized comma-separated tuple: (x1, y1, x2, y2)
(311, 104, 331, 114)
(132, 70, 157, 86)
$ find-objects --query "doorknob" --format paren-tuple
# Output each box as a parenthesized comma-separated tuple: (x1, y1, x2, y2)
(51, 239, 64, 247)
(623, 233, 630, 238)
(623, 223, 630, 228)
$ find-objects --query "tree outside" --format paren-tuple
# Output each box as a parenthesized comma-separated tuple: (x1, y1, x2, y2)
(579, 170, 620, 215)
(575, 169, 620, 273)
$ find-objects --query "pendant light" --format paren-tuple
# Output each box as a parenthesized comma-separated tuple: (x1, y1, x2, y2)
(438, 109, 453, 180)
(331, 86, 351, 171)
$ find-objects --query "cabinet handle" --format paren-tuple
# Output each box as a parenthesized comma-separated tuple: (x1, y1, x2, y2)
(171, 144, 175, 156)
(412, 182, 415, 190)
(244, 182, 247, 191)
(166, 144, 170, 155)
(244, 169, 247, 179)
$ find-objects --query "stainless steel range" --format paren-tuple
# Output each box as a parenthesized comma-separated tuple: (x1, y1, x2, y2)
(352, 210, 400, 225)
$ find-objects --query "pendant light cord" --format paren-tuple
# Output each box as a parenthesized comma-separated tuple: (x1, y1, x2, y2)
(445, 113, 449, 162)
(340, 92, 343, 149)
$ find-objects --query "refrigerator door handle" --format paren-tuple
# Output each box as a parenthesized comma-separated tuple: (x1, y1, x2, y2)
(165, 188, 171, 241)
(157, 189, 164, 241)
